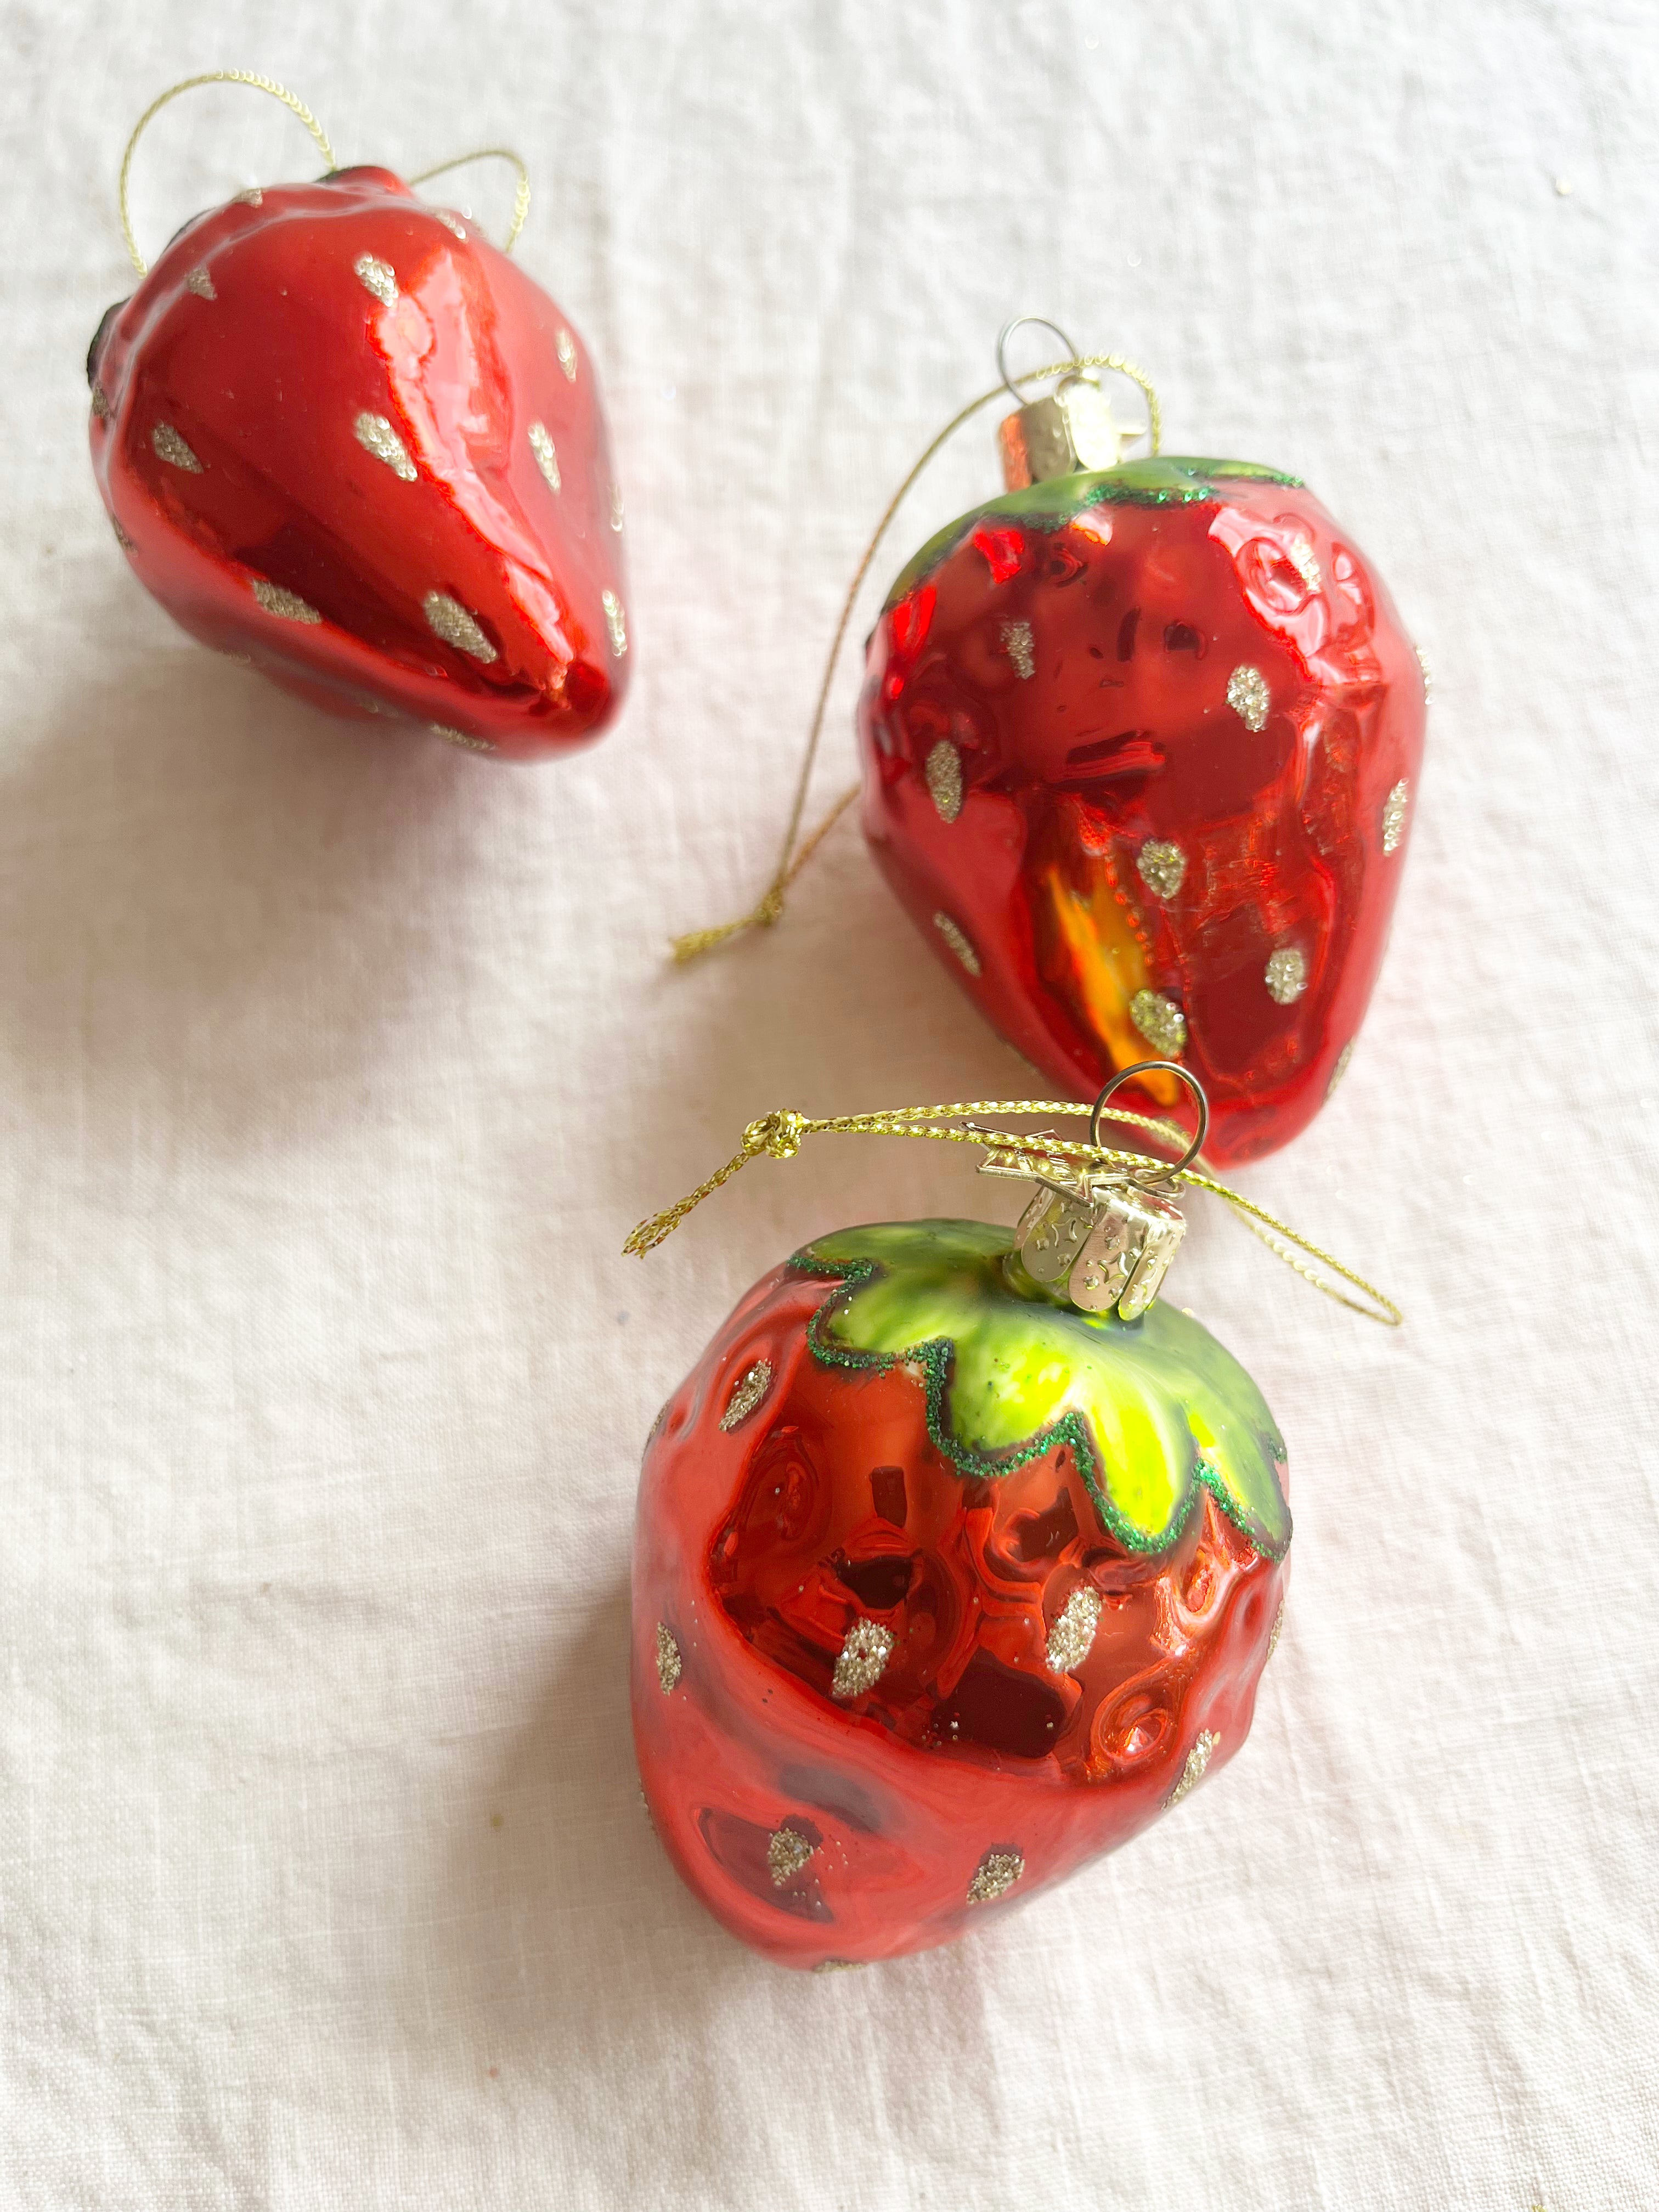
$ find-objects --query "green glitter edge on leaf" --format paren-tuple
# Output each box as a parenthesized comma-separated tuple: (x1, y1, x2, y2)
(883, 455, 1306, 609)
(787, 1221, 1291, 1562)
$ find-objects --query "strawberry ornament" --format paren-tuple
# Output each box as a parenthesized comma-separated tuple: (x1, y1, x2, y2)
(626, 1074, 1397, 1969)
(857, 325, 1427, 1162)
(88, 75, 628, 760)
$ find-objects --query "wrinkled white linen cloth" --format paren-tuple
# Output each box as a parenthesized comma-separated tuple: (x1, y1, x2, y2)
(1, 1, 1654, 2204)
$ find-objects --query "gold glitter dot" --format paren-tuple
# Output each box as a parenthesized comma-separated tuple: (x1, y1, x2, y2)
(1267, 1598, 1286, 1661)
(430, 724, 496, 753)
(185, 265, 216, 300)
(151, 423, 202, 473)
(1327, 1040, 1355, 1099)
(424, 590, 498, 663)
(1137, 839, 1186, 900)
(812, 1958, 866, 1974)
(1001, 618, 1036, 680)
(1045, 1585, 1101, 1674)
(354, 253, 397, 306)
(966, 1849, 1024, 1905)
(1414, 644, 1433, 701)
(528, 420, 561, 492)
(767, 1826, 815, 1887)
(1381, 777, 1410, 855)
(610, 483, 625, 533)
(719, 1359, 774, 1431)
(933, 912, 980, 977)
(233, 187, 263, 207)
(353, 411, 416, 481)
(655, 1622, 681, 1695)
(1265, 945, 1307, 1004)
(1130, 989, 1186, 1056)
(924, 740, 963, 823)
(433, 210, 467, 239)
(111, 518, 135, 552)
(91, 385, 111, 420)
(1287, 535, 1321, 591)
(832, 1618, 893, 1701)
(251, 578, 320, 623)
(602, 589, 628, 657)
(1165, 1729, 1219, 1808)
(556, 327, 578, 381)
(1227, 664, 1269, 731)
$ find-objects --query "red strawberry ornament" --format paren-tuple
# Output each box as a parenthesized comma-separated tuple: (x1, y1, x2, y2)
(856, 379, 1426, 1164)
(633, 1215, 1290, 1970)
(89, 163, 628, 759)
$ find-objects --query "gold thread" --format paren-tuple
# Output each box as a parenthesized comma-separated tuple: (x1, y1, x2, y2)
(670, 352, 1163, 963)
(408, 149, 532, 255)
(119, 74, 336, 278)
(620, 1097, 1401, 1328)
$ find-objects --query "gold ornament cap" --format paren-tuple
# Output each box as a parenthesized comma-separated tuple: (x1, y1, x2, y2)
(994, 315, 1149, 490)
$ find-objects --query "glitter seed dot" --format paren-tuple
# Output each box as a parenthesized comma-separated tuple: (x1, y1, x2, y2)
(1137, 839, 1186, 900)
(424, 591, 498, 663)
(233, 187, 263, 207)
(1001, 619, 1036, 680)
(610, 483, 625, 533)
(655, 1623, 682, 1695)
(354, 253, 397, 306)
(719, 1359, 774, 1431)
(812, 1958, 866, 1973)
(1327, 1040, 1355, 1099)
(1414, 644, 1433, 701)
(767, 1826, 815, 1887)
(1226, 663, 1269, 731)
(556, 327, 578, 381)
(151, 423, 202, 473)
(251, 578, 320, 623)
(112, 518, 135, 552)
(528, 420, 561, 492)
(933, 912, 981, 977)
(1130, 988, 1186, 1056)
(431, 724, 496, 753)
(91, 385, 111, 420)
(433, 210, 467, 239)
(1166, 1730, 1219, 1808)
(924, 740, 964, 823)
(832, 1618, 894, 1701)
(1267, 1599, 1287, 1661)
(967, 1849, 1024, 1905)
(1286, 535, 1321, 591)
(1045, 1586, 1102, 1674)
(353, 411, 417, 481)
(1265, 946, 1307, 1005)
(1381, 778, 1410, 855)
(602, 589, 628, 657)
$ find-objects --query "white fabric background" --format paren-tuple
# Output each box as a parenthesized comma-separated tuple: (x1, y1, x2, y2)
(2, 1, 1654, 2204)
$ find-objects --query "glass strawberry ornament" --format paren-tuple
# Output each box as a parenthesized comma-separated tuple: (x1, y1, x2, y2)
(857, 324, 1427, 1163)
(627, 1075, 1397, 1970)
(88, 77, 628, 760)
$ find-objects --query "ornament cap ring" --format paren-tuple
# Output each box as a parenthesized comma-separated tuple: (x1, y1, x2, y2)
(996, 315, 1082, 405)
(1091, 1062, 1209, 1182)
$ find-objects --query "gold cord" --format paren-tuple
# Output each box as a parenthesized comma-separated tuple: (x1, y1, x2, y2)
(670, 354, 1163, 964)
(622, 1097, 1402, 1328)
(119, 73, 336, 276)
(408, 148, 532, 254)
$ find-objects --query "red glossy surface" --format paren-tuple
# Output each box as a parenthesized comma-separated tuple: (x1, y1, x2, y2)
(856, 466, 1426, 1162)
(632, 1255, 1285, 1970)
(88, 166, 627, 760)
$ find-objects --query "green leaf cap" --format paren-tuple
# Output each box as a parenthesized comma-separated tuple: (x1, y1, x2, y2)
(884, 455, 1306, 610)
(791, 1221, 1290, 1561)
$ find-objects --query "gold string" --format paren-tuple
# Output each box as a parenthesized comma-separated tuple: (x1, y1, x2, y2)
(670, 353, 1162, 963)
(119, 73, 336, 276)
(622, 1097, 1402, 1328)
(408, 148, 532, 255)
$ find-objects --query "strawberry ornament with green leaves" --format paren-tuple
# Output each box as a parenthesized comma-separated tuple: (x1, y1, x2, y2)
(627, 1071, 1396, 1970)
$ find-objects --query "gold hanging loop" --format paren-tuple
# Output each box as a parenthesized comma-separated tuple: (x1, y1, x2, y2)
(408, 148, 532, 255)
(119, 72, 336, 276)
(622, 1095, 1402, 1330)
(670, 352, 1163, 963)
